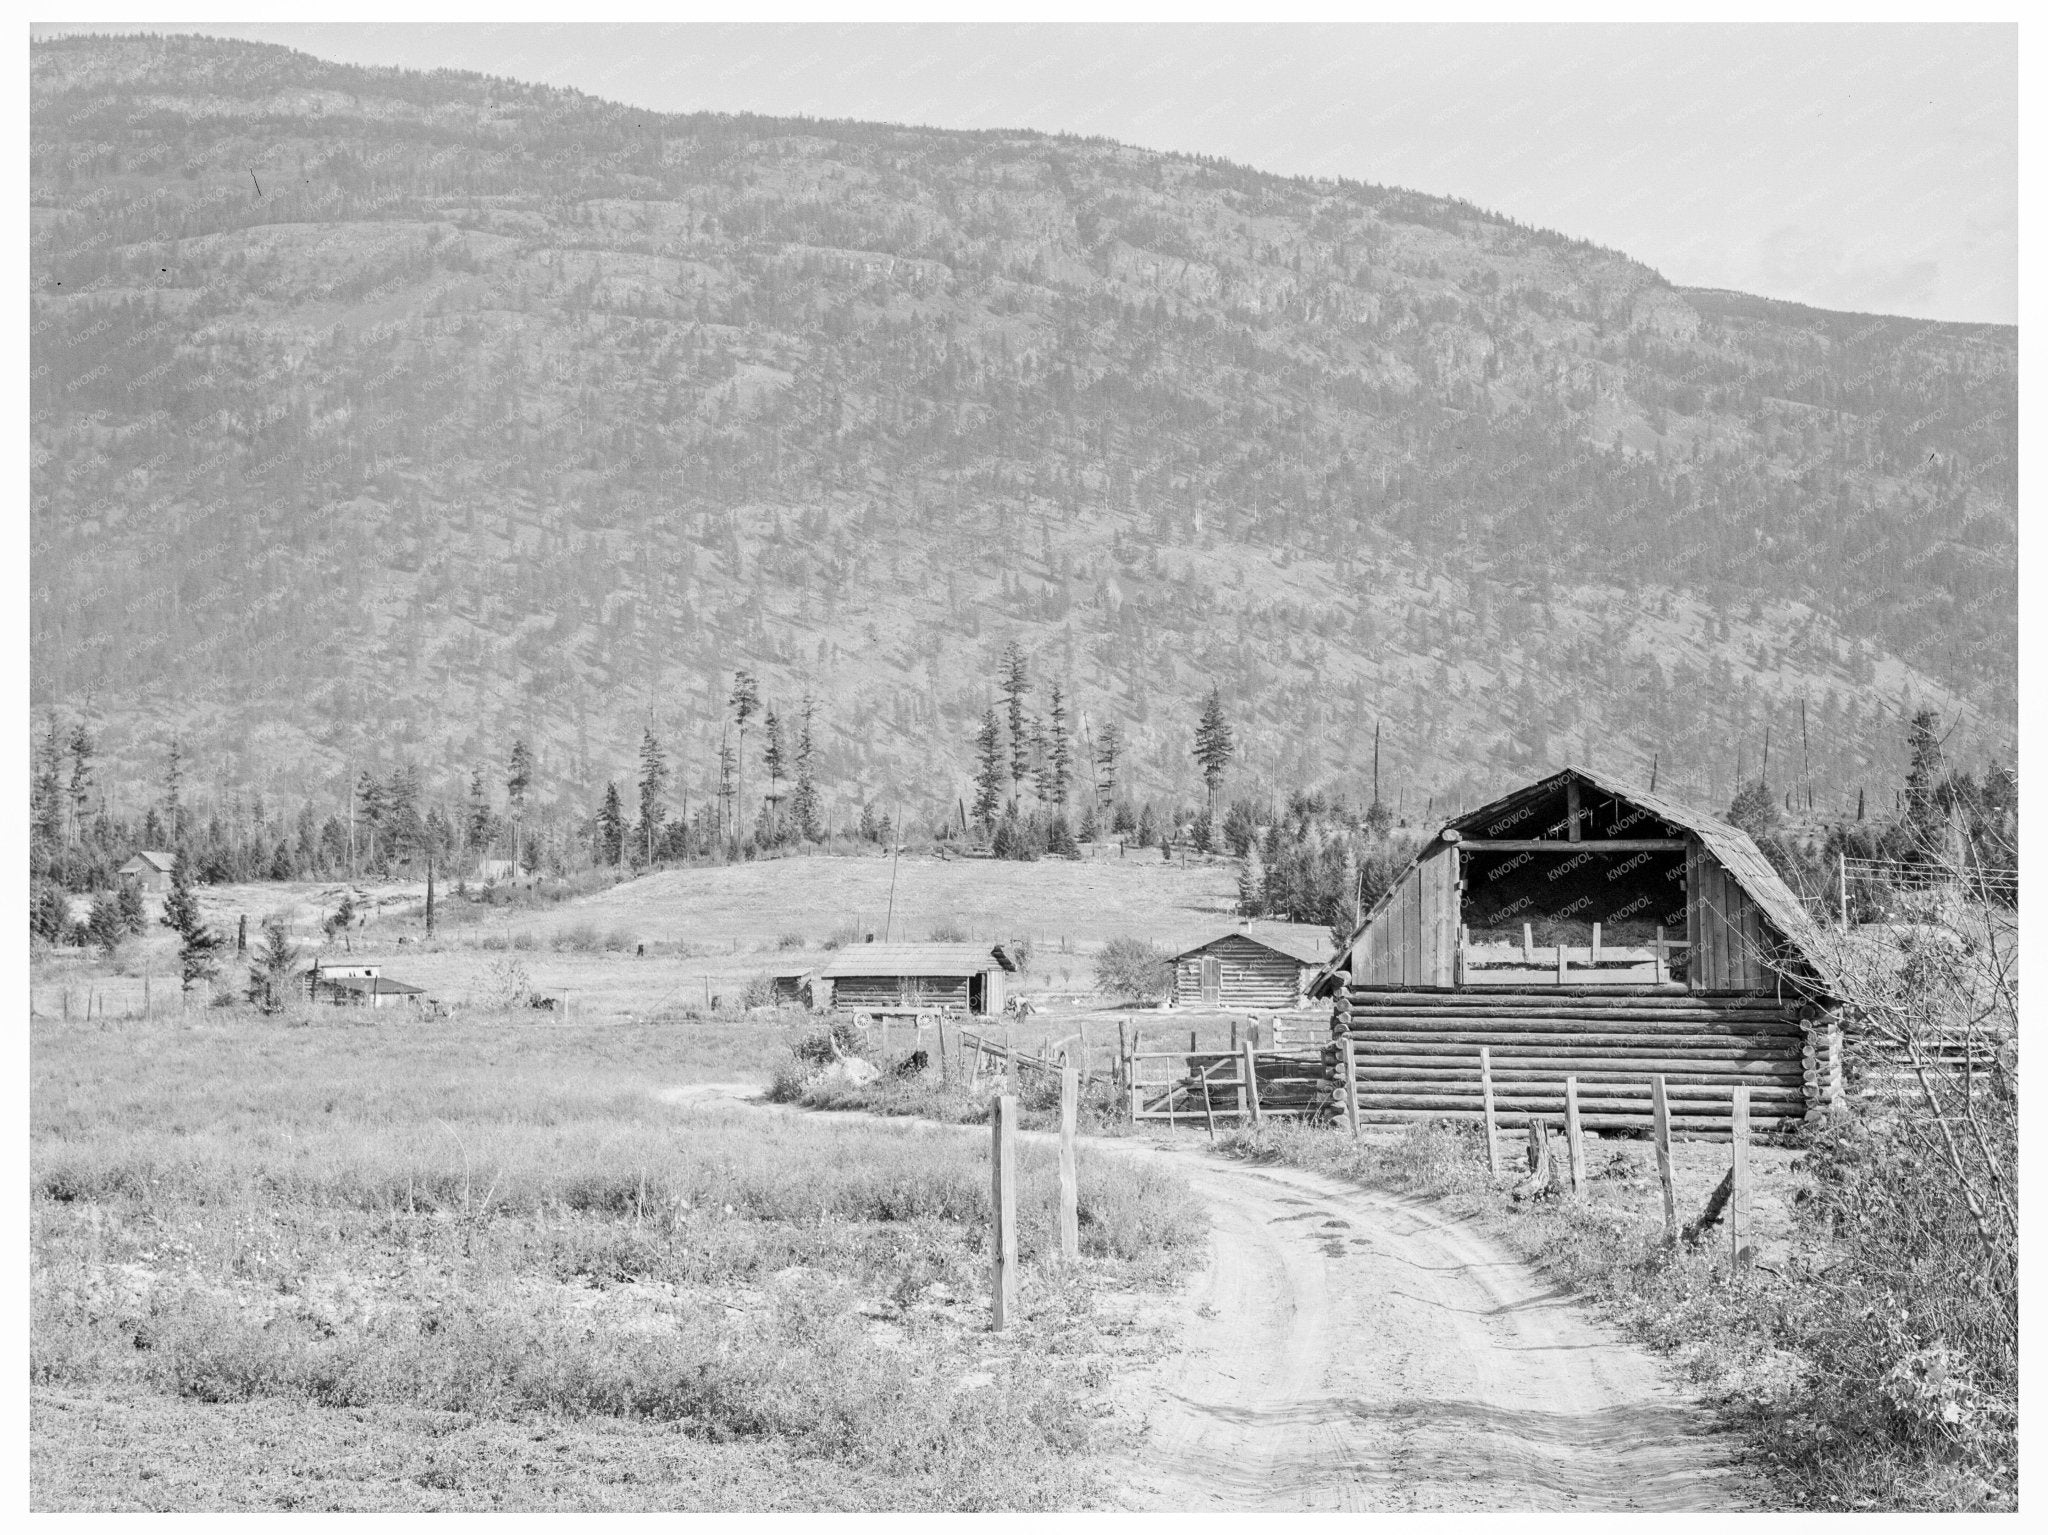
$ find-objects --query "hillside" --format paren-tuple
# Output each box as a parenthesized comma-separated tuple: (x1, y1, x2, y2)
(30, 32, 2018, 834)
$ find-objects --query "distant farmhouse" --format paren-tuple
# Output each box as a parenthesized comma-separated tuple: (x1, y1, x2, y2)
(117, 850, 176, 893)
(1171, 922, 1331, 1010)
(818, 942, 1019, 1017)
(302, 958, 427, 1010)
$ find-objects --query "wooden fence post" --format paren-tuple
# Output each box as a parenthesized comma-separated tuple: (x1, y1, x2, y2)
(143, 976, 151, 1017)
(1059, 1066, 1080, 1261)
(1555, 942, 1567, 985)
(1564, 1075, 1587, 1196)
(1522, 922, 1533, 963)
(1730, 1084, 1752, 1280)
(1078, 1019, 1089, 1085)
(880, 1013, 890, 1063)
(1199, 1063, 1216, 1142)
(1230, 1018, 1238, 1051)
(1342, 1034, 1361, 1139)
(1590, 922, 1602, 966)
(990, 1095, 1018, 1329)
(1241, 1039, 1263, 1125)
(1117, 1018, 1129, 1088)
(1652, 1075, 1678, 1246)
(1480, 1046, 1501, 1175)
(938, 1019, 949, 1083)
(62, 989, 70, 1023)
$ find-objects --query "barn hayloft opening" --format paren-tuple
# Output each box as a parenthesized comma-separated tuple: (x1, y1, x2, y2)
(1455, 776, 1691, 985)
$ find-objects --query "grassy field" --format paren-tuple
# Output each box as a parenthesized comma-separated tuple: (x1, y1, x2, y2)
(30, 1010, 1205, 1511)
(32, 852, 1247, 1023)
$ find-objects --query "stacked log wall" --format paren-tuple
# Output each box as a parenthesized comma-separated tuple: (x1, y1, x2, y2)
(830, 975, 972, 1012)
(1323, 987, 1816, 1134)
(1172, 935, 1309, 1009)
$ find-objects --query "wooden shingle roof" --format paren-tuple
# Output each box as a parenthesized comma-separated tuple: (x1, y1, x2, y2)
(1174, 923, 1331, 966)
(820, 942, 1018, 979)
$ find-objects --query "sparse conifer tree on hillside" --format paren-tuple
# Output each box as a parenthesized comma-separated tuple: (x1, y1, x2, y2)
(998, 642, 1030, 803)
(596, 781, 626, 867)
(790, 694, 822, 843)
(506, 739, 534, 873)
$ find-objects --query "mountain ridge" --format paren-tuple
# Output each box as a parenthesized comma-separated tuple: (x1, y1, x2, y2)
(30, 32, 2016, 834)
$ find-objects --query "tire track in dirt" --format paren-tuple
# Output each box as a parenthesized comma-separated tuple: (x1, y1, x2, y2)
(1093, 1140, 1758, 1511)
(658, 1086, 1758, 1511)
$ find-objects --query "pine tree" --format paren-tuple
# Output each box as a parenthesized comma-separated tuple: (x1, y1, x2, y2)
(762, 707, 785, 843)
(973, 707, 1005, 831)
(1903, 707, 1946, 857)
(728, 671, 760, 853)
(1047, 682, 1072, 807)
(116, 881, 145, 936)
(31, 717, 63, 847)
(1192, 686, 1236, 812)
(466, 767, 494, 857)
(66, 723, 95, 846)
(790, 693, 822, 843)
(506, 739, 534, 873)
(1238, 837, 1265, 917)
(245, 916, 301, 1012)
(998, 642, 1030, 803)
(1095, 720, 1123, 810)
(86, 891, 124, 955)
(160, 852, 222, 991)
(163, 737, 185, 844)
(636, 726, 668, 865)
(596, 781, 626, 866)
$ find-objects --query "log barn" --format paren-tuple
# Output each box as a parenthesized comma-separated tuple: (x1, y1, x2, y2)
(1312, 767, 1843, 1135)
(1171, 922, 1330, 1009)
(818, 942, 1018, 1016)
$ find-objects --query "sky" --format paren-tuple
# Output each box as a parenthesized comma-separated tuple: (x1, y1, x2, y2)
(29, 22, 2018, 324)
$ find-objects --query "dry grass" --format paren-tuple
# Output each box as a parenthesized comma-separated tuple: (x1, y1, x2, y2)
(31, 1012, 1204, 1510)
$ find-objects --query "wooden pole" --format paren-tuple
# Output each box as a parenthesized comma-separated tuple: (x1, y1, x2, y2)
(1078, 1019, 1089, 1085)
(144, 976, 151, 1017)
(1200, 1062, 1217, 1143)
(1522, 922, 1533, 964)
(1342, 1035, 1361, 1139)
(938, 1018, 949, 1083)
(1555, 942, 1567, 985)
(1653, 926, 1667, 985)
(63, 989, 70, 1023)
(990, 1095, 1018, 1329)
(1230, 1018, 1238, 1051)
(1590, 922, 1601, 966)
(1563, 1076, 1587, 1196)
(1837, 850, 1850, 933)
(1059, 1065, 1080, 1261)
(1730, 1083, 1752, 1280)
(880, 1013, 890, 1064)
(1480, 1046, 1501, 1176)
(1241, 1039, 1262, 1125)
(1652, 1075, 1678, 1246)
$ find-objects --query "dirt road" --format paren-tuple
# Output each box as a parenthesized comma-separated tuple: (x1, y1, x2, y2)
(1096, 1137, 1757, 1511)
(661, 1087, 1757, 1511)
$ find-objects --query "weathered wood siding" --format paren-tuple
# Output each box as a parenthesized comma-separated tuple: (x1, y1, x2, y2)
(1349, 841, 1459, 988)
(831, 974, 972, 1013)
(1173, 936, 1306, 1009)
(1323, 987, 1819, 1133)
(1685, 837, 1771, 993)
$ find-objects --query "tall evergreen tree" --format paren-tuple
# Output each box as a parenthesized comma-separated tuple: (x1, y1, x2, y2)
(636, 726, 668, 865)
(790, 693, 822, 843)
(163, 736, 185, 844)
(66, 723, 95, 846)
(1192, 686, 1236, 812)
(998, 642, 1030, 803)
(1903, 707, 1947, 856)
(973, 707, 1006, 831)
(506, 739, 534, 873)
(465, 767, 494, 856)
(31, 717, 64, 846)
(1095, 720, 1124, 811)
(596, 781, 626, 866)
(728, 670, 760, 853)
(1047, 682, 1072, 808)
(762, 708, 785, 842)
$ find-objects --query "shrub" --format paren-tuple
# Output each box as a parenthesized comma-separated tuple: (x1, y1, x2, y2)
(776, 931, 807, 950)
(739, 972, 778, 1009)
(1092, 936, 1169, 1002)
(926, 918, 968, 943)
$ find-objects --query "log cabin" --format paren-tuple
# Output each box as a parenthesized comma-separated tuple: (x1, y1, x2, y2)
(1171, 922, 1330, 1010)
(818, 942, 1018, 1017)
(1310, 767, 1844, 1135)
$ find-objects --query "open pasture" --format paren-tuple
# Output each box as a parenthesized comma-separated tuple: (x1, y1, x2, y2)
(30, 1012, 1203, 1510)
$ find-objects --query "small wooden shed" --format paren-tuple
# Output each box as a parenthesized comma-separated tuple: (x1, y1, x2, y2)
(1313, 767, 1843, 1133)
(302, 959, 427, 1010)
(118, 850, 176, 893)
(1171, 922, 1330, 1009)
(818, 942, 1018, 1016)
